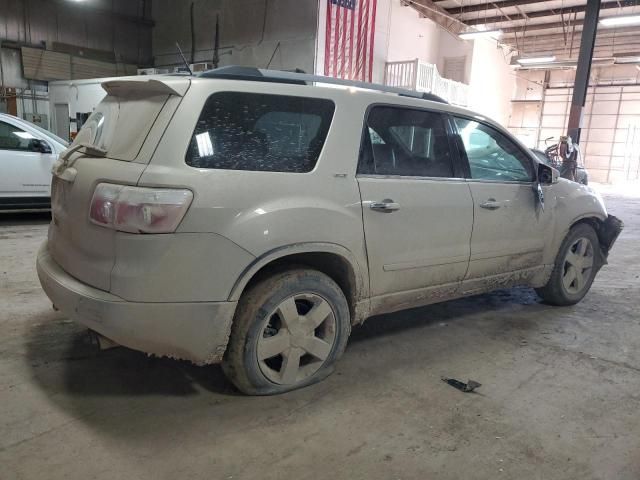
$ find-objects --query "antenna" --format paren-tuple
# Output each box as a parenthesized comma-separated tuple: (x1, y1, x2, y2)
(212, 14, 220, 69)
(175, 42, 193, 75)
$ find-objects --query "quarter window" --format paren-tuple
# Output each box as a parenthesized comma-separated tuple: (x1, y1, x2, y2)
(358, 107, 455, 178)
(454, 117, 534, 182)
(185, 92, 335, 173)
(0, 121, 36, 151)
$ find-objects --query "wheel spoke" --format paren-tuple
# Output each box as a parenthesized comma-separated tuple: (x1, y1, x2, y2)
(576, 238, 588, 256)
(581, 254, 594, 269)
(303, 299, 332, 331)
(565, 252, 581, 267)
(280, 347, 302, 383)
(277, 297, 299, 329)
(563, 265, 577, 290)
(574, 270, 585, 291)
(258, 331, 291, 360)
(303, 336, 332, 361)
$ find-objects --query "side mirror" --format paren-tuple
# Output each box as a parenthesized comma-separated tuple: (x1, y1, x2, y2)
(537, 163, 558, 185)
(28, 138, 52, 154)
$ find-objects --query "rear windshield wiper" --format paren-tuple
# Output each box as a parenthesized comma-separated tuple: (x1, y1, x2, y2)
(52, 143, 108, 180)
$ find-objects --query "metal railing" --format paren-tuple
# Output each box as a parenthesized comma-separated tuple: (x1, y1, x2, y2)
(384, 59, 469, 106)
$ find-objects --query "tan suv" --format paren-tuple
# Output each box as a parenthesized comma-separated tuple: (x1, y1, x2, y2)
(37, 67, 622, 395)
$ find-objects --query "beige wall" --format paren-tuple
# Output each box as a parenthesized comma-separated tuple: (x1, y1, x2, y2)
(370, 0, 442, 84)
(372, 1, 515, 126)
(467, 39, 516, 127)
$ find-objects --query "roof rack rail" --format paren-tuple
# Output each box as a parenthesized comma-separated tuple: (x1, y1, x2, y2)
(198, 66, 449, 104)
(413, 92, 448, 103)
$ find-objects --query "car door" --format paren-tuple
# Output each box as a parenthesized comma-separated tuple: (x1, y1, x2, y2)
(357, 106, 474, 314)
(0, 120, 52, 197)
(452, 116, 552, 293)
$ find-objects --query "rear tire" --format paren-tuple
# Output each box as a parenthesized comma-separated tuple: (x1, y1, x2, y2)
(222, 268, 351, 395)
(536, 223, 600, 306)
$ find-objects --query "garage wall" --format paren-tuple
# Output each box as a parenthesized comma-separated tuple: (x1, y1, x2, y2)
(365, 0, 473, 85)
(152, 0, 318, 74)
(0, 0, 153, 66)
(386, 1, 441, 66)
(467, 39, 516, 127)
(375, 1, 514, 126)
(509, 66, 640, 183)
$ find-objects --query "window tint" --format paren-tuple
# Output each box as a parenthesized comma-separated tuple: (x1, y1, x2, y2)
(0, 121, 36, 151)
(359, 107, 455, 178)
(454, 117, 534, 182)
(186, 92, 335, 172)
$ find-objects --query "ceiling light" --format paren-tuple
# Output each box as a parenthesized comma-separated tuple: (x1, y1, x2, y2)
(599, 14, 640, 27)
(517, 56, 557, 65)
(459, 29, 503, 40)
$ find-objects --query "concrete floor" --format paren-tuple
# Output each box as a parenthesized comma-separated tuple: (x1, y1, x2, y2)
(1, 188, 639, 480)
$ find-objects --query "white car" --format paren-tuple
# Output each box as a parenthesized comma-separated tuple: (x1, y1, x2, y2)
(0, 113, 68, 211)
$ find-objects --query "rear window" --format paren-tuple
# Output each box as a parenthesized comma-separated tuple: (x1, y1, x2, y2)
(185, 92, 335, 172)
(74, 93, 170, 161)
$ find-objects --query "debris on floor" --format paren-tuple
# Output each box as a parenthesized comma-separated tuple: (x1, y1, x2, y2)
(441, 377, 482, 393)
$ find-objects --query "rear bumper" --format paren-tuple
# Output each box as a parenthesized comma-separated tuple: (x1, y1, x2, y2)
(36, 242, 237, 365)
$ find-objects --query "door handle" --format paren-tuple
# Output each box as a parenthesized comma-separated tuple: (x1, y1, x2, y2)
(479, 199, 501, 210)
(370, 200, 400, 212)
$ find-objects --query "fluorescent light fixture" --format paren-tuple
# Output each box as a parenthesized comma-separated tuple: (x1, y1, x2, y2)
(600, 14, 640, 27)
(615, 56, 640, 64)
(517, 56, 557, 65)
(459, 29, 503, 40)
(516, 57, 616, 70)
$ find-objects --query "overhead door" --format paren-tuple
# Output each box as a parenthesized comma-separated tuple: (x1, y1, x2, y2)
(537, 85, 640, 183)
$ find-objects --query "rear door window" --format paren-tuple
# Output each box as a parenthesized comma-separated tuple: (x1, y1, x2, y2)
(185, 92, 335, 172)
(358, 106, 457, 178)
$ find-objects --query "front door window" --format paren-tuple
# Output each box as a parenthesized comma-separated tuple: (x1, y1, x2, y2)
(454, 117, 534, 182)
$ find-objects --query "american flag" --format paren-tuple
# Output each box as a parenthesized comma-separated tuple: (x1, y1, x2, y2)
(324, 0, 378, 83)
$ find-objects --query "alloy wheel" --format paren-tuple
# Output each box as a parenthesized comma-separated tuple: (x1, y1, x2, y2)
(562, 237, 594, 295)
(257, 293, 337, 385)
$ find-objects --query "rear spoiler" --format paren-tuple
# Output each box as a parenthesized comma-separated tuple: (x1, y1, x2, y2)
(101, 79, 188, 97)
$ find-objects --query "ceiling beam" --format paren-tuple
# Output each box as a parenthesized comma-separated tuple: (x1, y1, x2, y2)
(518, 43, 640, 56)
(519, 37, 640, 49)
(463, 1, 627, 26)
(503, 25, 640, 41)
(501, 20, 581, 34)
(403, 0, 468, 34)
(446, 0, 548, 16)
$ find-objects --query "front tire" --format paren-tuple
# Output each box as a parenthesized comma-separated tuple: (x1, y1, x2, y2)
(222, 268, 351, 395)
(536, 223, 600, 306)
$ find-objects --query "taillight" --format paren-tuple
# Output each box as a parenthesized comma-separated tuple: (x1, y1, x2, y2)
(89, 183, 193, 233)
